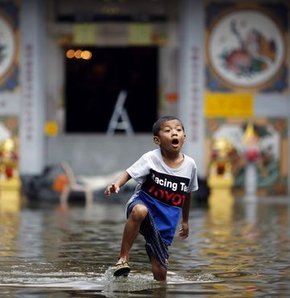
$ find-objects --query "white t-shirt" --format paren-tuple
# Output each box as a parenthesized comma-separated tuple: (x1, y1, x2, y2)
(126, 148, 198, 245)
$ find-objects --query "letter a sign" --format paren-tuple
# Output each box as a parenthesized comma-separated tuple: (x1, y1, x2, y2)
(107, 90, 134, 136)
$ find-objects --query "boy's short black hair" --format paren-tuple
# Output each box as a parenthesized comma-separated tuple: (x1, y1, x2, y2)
(152, 116, 184, 136)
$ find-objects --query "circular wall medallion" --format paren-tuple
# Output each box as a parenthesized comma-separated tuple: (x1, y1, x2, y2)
(206, 9, 286, 90)
(0, 12, 17, 86)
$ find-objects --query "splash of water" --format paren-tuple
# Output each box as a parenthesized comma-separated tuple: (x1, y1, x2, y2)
(101, 266, 159, 295)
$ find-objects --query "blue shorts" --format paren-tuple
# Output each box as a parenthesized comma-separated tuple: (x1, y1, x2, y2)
(127, 198, 169, 269)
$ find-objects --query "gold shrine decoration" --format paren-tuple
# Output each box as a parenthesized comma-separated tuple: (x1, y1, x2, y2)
(205, 93, 253, 117)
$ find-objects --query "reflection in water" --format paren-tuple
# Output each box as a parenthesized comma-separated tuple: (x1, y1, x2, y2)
(197, 195, 290, 297)
(0, 179, 21, 213)
(0, 193, 289, 297)
(0, 188, 21, 258)
(0, 213, 20, 258)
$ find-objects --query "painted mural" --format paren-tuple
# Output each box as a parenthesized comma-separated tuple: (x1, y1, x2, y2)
(0, 2, 18, 91)
(206, 118, 288, 196)
(205, 3, 288, 92)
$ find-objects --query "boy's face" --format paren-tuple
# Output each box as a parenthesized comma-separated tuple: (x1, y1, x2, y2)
(154, 119, 186, 152)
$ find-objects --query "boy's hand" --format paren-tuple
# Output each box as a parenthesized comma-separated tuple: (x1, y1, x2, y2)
(179, 222, 189, 239)
(104, 183, 120, 196)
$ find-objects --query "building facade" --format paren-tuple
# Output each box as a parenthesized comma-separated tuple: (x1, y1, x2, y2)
(0, 0, 289, 196)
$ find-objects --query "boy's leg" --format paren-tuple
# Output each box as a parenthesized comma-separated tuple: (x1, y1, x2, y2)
(117, 203, 148, 264)
(151, 256, 167, 281)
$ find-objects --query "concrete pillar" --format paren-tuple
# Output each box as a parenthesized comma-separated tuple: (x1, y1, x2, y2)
(19, 0, 45, 175)
(177, 0, 205, 177)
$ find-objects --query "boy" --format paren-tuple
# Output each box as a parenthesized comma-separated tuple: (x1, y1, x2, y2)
(104, 116, 198, 281)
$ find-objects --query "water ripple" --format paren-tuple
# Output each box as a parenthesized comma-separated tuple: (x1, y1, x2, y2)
(0, 199, 289, 297)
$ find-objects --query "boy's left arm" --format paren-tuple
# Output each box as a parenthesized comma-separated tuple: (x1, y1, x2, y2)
(179, 194, 191, 239)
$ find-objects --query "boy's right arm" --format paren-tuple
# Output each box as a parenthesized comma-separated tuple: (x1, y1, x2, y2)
(104, 171, 131, 196)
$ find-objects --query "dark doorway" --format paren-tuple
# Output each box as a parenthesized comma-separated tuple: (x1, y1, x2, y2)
(64, 46, 158, 133)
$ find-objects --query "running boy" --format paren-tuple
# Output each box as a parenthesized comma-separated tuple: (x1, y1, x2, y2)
(104, 116, 198, 281)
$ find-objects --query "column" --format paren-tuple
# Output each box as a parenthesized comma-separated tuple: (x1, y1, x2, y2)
(19, 0, 45, 175)
(177, 0, 205, 176)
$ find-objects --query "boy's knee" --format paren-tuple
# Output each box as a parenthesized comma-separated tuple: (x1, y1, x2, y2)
(131, 204, 148, 221)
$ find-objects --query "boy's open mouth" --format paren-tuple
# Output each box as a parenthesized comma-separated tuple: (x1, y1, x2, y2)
(171, 139, 179, 145)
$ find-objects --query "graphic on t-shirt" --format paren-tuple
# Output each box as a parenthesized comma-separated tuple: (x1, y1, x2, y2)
(141, 169, 190, 207)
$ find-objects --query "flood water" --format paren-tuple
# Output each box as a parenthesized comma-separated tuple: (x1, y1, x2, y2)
(0, 194, 289, 297)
